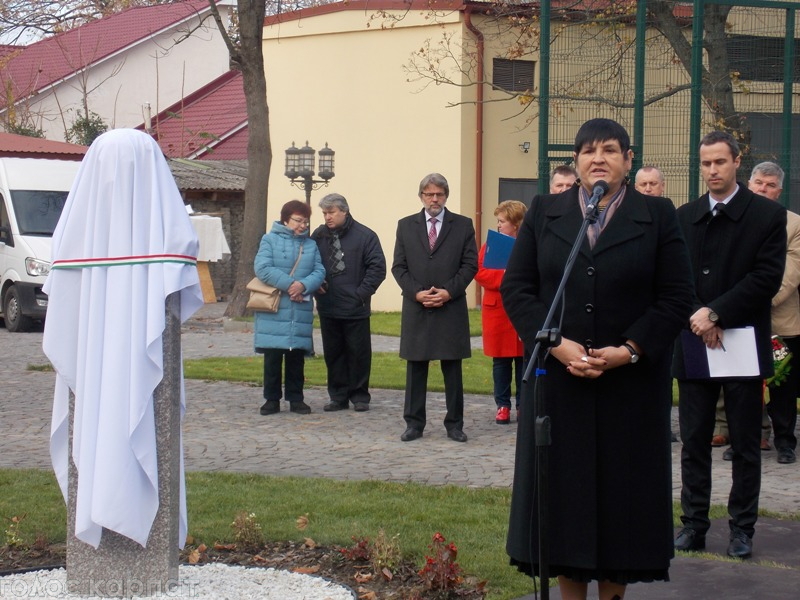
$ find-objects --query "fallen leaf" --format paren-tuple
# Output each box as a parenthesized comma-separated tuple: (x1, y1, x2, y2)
(184, 535, 195, 545)
(354, 571, 373, 583)
(381, 567, 393, 581)
(304, 537, 317, 548)
(296, 514, 309, 530)
(358, 592, 377, 600)
(292, 565, 320, 574)
(186, 549, 200, 564)
(252, 555, 268, 563)
(214, 543, 236, 551)
(197, 543, 207, 553)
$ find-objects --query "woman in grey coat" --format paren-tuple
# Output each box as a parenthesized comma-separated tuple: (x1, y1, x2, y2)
(253, 200, 325, 415)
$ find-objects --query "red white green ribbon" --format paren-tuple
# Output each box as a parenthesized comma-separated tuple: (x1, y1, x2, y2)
(52, 254, 197, 269)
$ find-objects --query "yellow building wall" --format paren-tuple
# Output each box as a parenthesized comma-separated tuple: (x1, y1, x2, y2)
(264, 9, 476, 311)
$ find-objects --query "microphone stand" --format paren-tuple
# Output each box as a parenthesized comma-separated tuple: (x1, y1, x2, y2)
(521, 185, 605, 599)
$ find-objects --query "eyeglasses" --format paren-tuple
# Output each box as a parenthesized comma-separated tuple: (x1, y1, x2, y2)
(421, 192, 446, 199)
(289, 217, 310, 226)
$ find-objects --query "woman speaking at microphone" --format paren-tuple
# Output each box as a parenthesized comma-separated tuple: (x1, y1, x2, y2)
(501, 119, 694, 599)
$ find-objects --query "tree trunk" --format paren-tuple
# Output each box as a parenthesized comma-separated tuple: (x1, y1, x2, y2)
(649, 2, 749, 149)
(224, 0, 270, 318)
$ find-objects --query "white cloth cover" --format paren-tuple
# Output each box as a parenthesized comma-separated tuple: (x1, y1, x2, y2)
(43, 129, 204, 549)
(190, 215, 231, 262)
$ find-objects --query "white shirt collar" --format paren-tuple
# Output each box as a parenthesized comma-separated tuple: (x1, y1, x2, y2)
(425, 208, 445, 224)
(708, 183, 739, 211)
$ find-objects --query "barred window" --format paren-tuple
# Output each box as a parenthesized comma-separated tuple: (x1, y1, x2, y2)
(493, 58, 535, 92)
(727, 34, 800, 82)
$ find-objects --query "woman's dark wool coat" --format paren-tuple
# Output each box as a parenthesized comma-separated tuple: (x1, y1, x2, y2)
(501, 185, 694, 580)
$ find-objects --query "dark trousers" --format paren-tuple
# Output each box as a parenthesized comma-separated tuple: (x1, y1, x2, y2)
(404, 359, 464, 432)
(263, 348, 305, 402)
(319, 316, 372, 405)
(767, 335, 800, 451)
(678, 378, 763, 537)
(492, 356, 523, 408)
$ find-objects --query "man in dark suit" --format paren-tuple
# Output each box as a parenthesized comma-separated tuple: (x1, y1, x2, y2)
(391, 172, 478, 442)
(673, 131, 786, 559)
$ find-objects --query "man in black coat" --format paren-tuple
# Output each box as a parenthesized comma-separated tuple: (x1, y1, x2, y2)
(312, 193, 386, 412)
(391, 172, 478, 443)
(673, 131, 787, 560)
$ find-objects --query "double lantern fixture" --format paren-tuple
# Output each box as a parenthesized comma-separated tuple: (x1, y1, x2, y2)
(284, 141, 335, 205)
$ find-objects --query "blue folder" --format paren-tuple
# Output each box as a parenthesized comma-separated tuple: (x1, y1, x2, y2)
(483, 229, 516, 269)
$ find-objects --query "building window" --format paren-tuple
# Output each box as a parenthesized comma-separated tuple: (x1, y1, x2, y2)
(493, 58, 535, 93)
(727, 35, 800, 82)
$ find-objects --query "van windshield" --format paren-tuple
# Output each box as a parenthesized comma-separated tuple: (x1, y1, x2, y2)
(10, 190, 69, 236)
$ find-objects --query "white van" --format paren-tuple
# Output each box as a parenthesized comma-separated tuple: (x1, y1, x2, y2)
(0, 157, 82, 332)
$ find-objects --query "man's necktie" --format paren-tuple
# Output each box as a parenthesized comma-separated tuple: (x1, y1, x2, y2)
(428, 218, 438, 250)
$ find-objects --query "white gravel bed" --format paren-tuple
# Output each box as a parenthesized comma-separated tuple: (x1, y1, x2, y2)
(0, 563, 355, 599)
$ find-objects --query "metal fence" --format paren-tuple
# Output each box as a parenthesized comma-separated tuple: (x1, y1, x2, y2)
(538, 0, 799, 209)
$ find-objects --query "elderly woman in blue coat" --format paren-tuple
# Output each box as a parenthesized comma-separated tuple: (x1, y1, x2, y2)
(254, 200, 325, 415)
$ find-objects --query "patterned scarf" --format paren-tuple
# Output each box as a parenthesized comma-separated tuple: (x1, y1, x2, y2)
(579, 184, 626, 249)
(328, 232, 345, 276)
(322, 213, 353, 276)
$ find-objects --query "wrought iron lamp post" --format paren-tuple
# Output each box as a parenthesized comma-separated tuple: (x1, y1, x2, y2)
(284, 141, 335, 205)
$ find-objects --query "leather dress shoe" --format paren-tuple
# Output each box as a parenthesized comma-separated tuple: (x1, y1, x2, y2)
(289, 401, 312, 414)
(777, 447, 796, 464)
(761, 438, 772, 451)
(674, 527, 705, 552)
(722, 447, 735, 461)
(323, 401, 348, 412)
(260, 400, 280, 415)
(353, 402, 370, 412)
(671, 431, 678, 443)
(400, 427, 423, 442)
(727, 530, 753, 559)
(711, 435, 729, 447)
(447, 429, 468, 443)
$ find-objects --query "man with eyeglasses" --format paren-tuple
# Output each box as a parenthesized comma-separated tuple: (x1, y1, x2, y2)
(311, 193, 386, 412)
(392, 173, 478, 443)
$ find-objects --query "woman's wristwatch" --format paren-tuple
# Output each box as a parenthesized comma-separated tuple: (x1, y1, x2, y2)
(622, 342, 640, 364)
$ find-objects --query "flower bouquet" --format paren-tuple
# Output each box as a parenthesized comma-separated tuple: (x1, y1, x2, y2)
(766, 335, 792, 388)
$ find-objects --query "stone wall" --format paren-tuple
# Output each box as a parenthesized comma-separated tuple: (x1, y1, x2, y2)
(184, 191, 244, 300)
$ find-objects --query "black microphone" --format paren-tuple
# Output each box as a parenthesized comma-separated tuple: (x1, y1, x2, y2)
(585, 180, 610, 214)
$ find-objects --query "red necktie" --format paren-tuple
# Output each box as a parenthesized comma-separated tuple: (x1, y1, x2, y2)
(428, 218, 438, 250)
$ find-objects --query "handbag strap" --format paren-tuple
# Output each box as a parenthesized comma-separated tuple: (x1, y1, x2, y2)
(288, 243, 304, 277)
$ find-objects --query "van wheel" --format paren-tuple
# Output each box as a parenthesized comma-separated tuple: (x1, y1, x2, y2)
(3, 286, 33, 333)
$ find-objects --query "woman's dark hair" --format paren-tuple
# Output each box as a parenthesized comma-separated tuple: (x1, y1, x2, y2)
(280, 200, 311, 223)
(574, 118, 631, 154)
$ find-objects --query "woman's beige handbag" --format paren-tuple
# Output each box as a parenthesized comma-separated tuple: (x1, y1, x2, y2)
(246, 245, 303, 312)
(245, 278, 282, 312)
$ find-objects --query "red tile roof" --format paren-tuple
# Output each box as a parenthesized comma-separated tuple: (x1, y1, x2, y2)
(197, 126, 249, 160)
(0, 131, 86, 159)
(0, 0, 217, 108)
(141, 70, 248, 160)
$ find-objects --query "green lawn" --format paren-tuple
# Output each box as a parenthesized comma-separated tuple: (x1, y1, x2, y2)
(185, 352, 495, 395)
(315, 309, 483, 337)
(0, 469, 749, 600)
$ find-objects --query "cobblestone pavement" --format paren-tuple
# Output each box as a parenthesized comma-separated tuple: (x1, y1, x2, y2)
(2, 306, 798, 516)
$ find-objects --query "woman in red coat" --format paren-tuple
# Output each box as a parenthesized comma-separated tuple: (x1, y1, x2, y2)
(475, 200, 527, 424)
